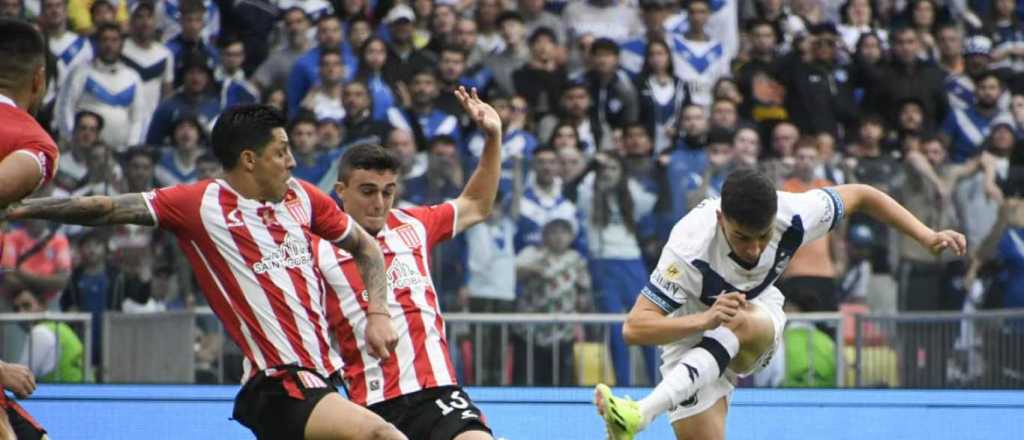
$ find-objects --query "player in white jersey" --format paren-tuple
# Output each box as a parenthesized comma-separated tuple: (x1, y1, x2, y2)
(5, 104, 408, 440)
(316, 87, 502, 440)
(595, 168, 966, 440)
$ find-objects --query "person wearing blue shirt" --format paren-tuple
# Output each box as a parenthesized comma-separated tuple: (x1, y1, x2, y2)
(514, 147, 586, 253)
(289, 115, 344, 186)
(387, 68, 461, 147)
(463, 94, 538, 195)
(286, 15, 357, 118)
(145, 55, 221, 145)
(354, 37, 405, 122)
(942, 72, 1015, 163)
(154, 117, 204, 187)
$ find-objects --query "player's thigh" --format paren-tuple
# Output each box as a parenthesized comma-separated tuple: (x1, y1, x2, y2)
(0, 410, 13, 440)
(727, 303, 779, 373)
(671, 396, 728, 440)
(305, 393, 406, 440)
(453, 431, 493, 440)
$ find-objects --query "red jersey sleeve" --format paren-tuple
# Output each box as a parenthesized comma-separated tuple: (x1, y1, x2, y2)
(401, 201, 457, 248)
(143, 182, 204, 233)
(1, 106, 60, 189)
(300, 180, 353, 243)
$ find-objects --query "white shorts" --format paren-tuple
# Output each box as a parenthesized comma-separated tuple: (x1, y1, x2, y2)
(665, 286, 787, 423)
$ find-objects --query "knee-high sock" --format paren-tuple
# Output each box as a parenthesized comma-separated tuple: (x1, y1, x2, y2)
(636, 327, 740, 428)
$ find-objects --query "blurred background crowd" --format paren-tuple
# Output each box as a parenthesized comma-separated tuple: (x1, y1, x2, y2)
(2, 0, 1023, 389)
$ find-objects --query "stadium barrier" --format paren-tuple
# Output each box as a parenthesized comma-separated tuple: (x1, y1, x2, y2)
(0, 312, 92, 383)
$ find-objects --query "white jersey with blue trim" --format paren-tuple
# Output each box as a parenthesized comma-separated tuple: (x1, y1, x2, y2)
(641, 189, 845, 361)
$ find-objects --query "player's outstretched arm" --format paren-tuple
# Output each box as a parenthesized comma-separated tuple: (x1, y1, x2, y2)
(623, 293, 745, 346)
(337, 221, 398, 360)
(0, 152, 47, 209)
(452, 86, 503, 233)
(834, 183, 966, 256)
(3, 194, 156, 226)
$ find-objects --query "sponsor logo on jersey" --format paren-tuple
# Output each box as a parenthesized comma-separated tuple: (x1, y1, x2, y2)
(386, 260, 428, 290)
(652, 271, 683, 296)
(253, 235, 312, 274)
(369, 379, 381, 391)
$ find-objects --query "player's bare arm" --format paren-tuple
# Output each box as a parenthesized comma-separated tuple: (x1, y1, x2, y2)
(452, 86, 503, 233)
(0, 152, 46, 208)
(623, 292, 746, 346)
(833, 183, 967, 256)
(338, 221, 399, 359)
(3, 193, 156, 226)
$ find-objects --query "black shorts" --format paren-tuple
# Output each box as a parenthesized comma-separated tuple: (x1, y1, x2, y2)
(232, 366, 339, 440)
(5, 400, 45, 440)
(368, 386, 491, 440)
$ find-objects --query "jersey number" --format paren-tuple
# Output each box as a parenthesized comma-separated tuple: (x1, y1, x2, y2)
(434, 390, 470, 416)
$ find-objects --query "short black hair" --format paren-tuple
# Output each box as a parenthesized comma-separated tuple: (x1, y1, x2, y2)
(533, 145, 557, 158)
(528, 26, 557, 46)
(338, 143, 401, 182)
(210, 104, 287, 170)
(120, 147, 157, 164)
(429, 134, 457, 150)
(976, 70, 1003, 87)
(720, 168, 778, 231)
(90, 0, 114, 16)
(590, 38, 619, 56)
(131, 1, 156, 16)
(439, 44, 467, 58)
(75, 110, 105, 132)
(496, 10, 523, 26)
(94, 22, 122, 39)
(179, 0, 205, 16)
(0, 18, 46, 87)
(288, 114, 317, 132)
(197, 152, 220, 165)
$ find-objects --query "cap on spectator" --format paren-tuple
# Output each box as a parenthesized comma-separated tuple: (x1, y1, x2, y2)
(808, 22, 839, 36)
(964, 34, 993, 57)
(590, 37, 619, 56)
(496, 11, 524, 26)
(383, 4, 415, 25)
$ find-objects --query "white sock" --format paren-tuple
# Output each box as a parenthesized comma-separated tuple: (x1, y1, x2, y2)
(636, 327, 740, 428)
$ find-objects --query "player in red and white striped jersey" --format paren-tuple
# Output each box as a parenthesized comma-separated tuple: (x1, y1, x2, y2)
(0, 18, 61, 440)
(317, 87, 502, 440)
(5, 105, 407, 440)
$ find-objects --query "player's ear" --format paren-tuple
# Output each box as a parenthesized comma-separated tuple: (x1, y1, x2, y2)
(239, 150, 257, 171)
(334, 181, 347, 196)
(716, 209, 724, 227)
(31, 63, 45, 98)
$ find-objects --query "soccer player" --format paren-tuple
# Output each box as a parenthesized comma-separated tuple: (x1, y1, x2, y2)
(595, 169, 966, 440)
(0, 18, 62, 440)
(4, 104, 408, 440)
(315, 87, 501, 440)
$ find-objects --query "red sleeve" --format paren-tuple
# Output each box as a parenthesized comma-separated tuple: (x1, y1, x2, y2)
(143, 182, 203, 233)
(5, 110, 59, 188)
(401, 201, 457, 248)
(301, 180, 352, 243)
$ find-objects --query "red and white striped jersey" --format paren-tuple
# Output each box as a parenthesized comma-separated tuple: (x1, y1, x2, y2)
(316, 201, 459, 406)
(143, 178, 350, 380)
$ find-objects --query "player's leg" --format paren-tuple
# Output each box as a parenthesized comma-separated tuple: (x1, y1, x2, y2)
(305, 393, 407, 440)
(725, 301, 778, 374)
(670, 397, 728, 440)
(0, 409, 14, 440)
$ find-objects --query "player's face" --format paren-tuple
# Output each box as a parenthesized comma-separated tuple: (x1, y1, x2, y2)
(336, 169, 398, 234)
(252, 128, 295, 202)
(718, 211, 774, 266)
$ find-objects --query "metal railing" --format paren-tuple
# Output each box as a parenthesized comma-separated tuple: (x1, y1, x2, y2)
(0, 312, 93, 383)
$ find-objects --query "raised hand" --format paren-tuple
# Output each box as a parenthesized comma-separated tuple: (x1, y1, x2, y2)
(455, 86, 502, 139)
(922, 229, 967, 256)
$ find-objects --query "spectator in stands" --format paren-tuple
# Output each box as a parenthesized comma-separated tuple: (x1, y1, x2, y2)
(578, 151, 657, 386)
(559, 143, 588, 184)
(56, 111, 104, 191)
(837, 0, 888, 52)
(297, 115, 344, 187)
(953, 123, 1016, 251)
(984, 0, 1024, 75)
(473, 0, 506, 54)
(72, 142, 121, 197)
(286, 15, 356, 117)
(388, 68, 461, 146)
(423, 4, 458, 57)
(657, 104, 709, 224)
(942, 71, 1014, 163)
(386, 128, 426, 182)
(778, 138, 841, 312)
(164, 0, 218, 87)
(761, 121, 800, 184)
(1, 219, 72, 308)
(41, 0, 94, 113)
(549, 121, 583, 153)
(12, 289, 86, 382)
(214, 37, 260, 108)
(519, 0, 568, 46)
(56, 24, 146, 151)
(145, 54, 221, 145)
(121, 2, 174, 125)
(865, 26, 949, 131)
(676, 0, 732, 109)
(684, 128, 735, 209)
(778, 22, 856, 138)
(514, 147, 582, 252)
(121, 149, 156, 193)
(485, 12, 530, 97)
(848, 31, 886, 108)
(709, 98, 740, 132)
(465, 93, 538, 195)
(340, 80, 391, 147)
(736, 18, 787, 127)
(382, 4, 437, 82)
(402, 135, 463, 207)
(620, 123, 659, 194)
(354, 36, 406, 122)
(845, 115, 904, 273)
(514, 218, 591, 385)
(937, 28, 1000, 112)
(454, 17, 489, 68)
(252, 7, 311, 92)
(635, 38, 688, 154)
(973, 197, 1024, 311)
(513, 27, 568, 122)
(435, 45, 492, 118)
(0, 0, 22, 17)
(580, 38, 639, 133)
(62, 230, 119, 370)
(539, 80, 608, 154)
(733, 126, 762, 169)
(154, 117, 204, 187)
(299, 50, 346, 124)
(195, 152, 221, 179)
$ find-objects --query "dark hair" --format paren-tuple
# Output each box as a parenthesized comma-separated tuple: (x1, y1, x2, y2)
(640, 38, 676, 78)
(179, 0, 205, 16)
(338, 143, 401, 182)
(75, 110, 105, 132)
(977, 70, 1003, 87)
(197, 152, 219, 165)
(319, 48, 342, 64)
(533, 145, 558, 158)
(720, 168, 778, 231)
(542, 218, 573, 236)
(591, 153, 637, 235)
(315, 14, 341, 28)
(94, 22, 122, 39)
(217, 34, 243, 50)
(528, 26, 558, 46)
(496, 10, 523, 26)
(547, 120, 581, 149)
(121, 147, 157, 164)
(439, 44, 467, 58)
(858, 113, 885, 129)
(355, 36, 401, 85)
(590, 38, 619, 56)
(429, 134, 457, 149)
(688, 0, 711, 9)
(210, 104, 286, 170)
(289, 114, 318, 132)
(90, 0, 114, 16)
(0, 19, 46, 87)
(131, 1, 156, 16)
(745, 17, 774, 33)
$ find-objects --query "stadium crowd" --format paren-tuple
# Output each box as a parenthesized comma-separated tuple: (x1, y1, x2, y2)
(1, 0, 1023, 388)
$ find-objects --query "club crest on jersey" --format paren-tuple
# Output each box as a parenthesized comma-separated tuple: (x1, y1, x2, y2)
(252, 235, 312, 274)
(285, 193, 310, 225)
(394, 224, 422, 249)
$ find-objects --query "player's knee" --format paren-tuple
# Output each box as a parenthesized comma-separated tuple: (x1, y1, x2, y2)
(367, 422, 406, 440)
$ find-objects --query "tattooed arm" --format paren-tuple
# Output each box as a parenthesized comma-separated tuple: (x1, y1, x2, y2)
(4, 194, 156, 226)
(337, 221, 397, 359)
